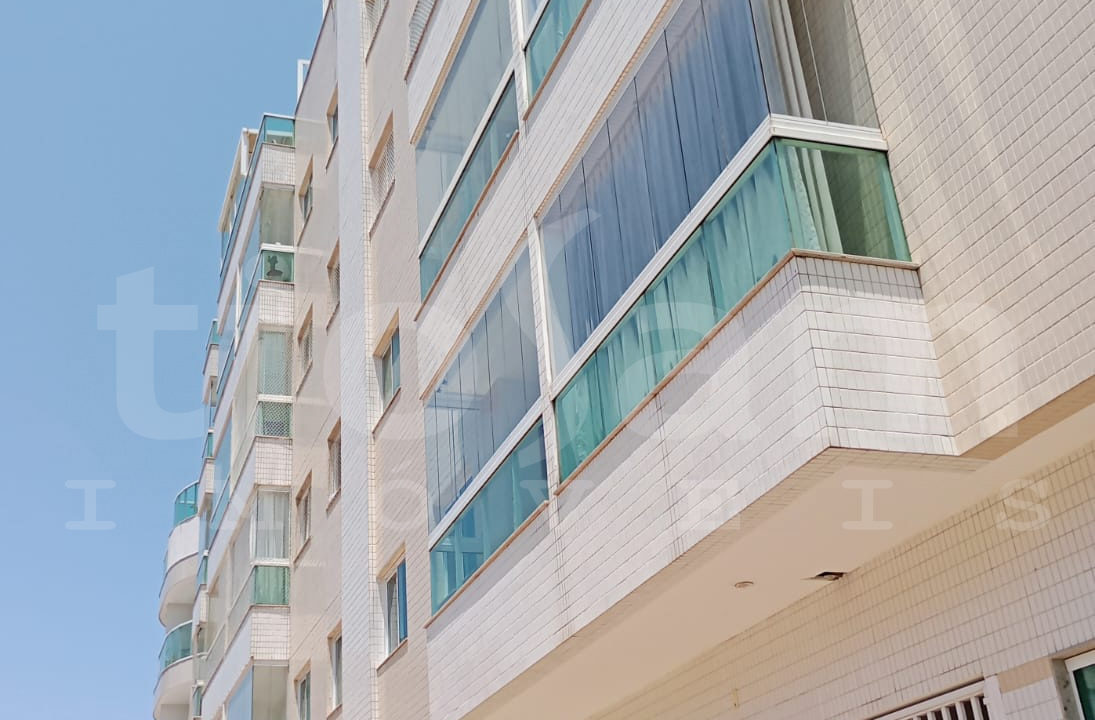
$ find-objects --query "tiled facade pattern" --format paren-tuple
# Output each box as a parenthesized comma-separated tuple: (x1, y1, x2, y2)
(591, 439, 1095, 720)
(291, 6, 346, 719)
(855, 0, 1095, 453)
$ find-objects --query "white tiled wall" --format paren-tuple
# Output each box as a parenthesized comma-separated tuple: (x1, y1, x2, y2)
(854, 0, 1095, 453)
(592, 440, 1095, 720)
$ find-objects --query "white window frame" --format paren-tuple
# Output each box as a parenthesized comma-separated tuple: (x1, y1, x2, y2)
(328, 426, 342, 499)
(1068, 649, 1095, 719)
(295, 671, 311, 720)
(330, 634, 343, 709)
(327, 244, 341, 320)
(382, 559, 407, 656)
(298, 311, 314, 381)
(327, 91, 339, 145)
(296, 479, 312, 552)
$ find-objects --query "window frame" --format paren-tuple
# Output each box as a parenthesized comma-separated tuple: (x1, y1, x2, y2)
(1068, 649, 1095, 720)
(328, 424, 342, 500)
(297, 310, 314, 382)
(295, 478, 312, 555)
(298, 168, 314, 228)
(382, 559, 408, 656)
(368, 116, 397, 233)
(295, 671, 311, 720)
(377, 325, 401, 412)
(327, 244, 341, 321)
(327, 91, 339, 145)
(329, 633, 343, 710)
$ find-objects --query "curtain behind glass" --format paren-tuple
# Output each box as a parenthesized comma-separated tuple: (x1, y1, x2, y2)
(425, 251, 540, 527)
(541, 0, 768, 372)
(254, 491, 289, 560)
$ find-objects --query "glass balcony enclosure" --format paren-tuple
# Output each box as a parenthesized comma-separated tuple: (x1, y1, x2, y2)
(525, 0, 585, 97)
(223, 115, 296, 271)
(425, 251, 539, 527)
(554, 139, 908, 479)
(173, 482, 199, 527)
(226, 666, 288, 720)
(431, 423, 549, 611)
(159, 621, 193, 671)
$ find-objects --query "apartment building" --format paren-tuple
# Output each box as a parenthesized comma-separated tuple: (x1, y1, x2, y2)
(158, 0, 1095, 718)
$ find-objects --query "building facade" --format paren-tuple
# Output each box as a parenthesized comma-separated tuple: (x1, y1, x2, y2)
(157, 0, 1095, 718)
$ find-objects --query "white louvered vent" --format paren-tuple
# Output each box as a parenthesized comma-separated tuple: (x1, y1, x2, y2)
(875, 683, 992, 720)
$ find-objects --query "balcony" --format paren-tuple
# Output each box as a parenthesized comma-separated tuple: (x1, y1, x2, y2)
(160, 488, 199, 627)
(173, 482, 198, 526)
(220, 115, 295, 279)
(201, 565, 289, 687)
(154, 621, 194, 720)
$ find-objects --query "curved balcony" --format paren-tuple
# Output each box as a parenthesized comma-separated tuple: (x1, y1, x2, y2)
(154, 621, 194, 720)
(160, 484, 200, 626)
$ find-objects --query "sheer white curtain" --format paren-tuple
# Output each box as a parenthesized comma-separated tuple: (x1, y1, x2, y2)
(254, 491, 289, 561)
(755, 0, 843, 252)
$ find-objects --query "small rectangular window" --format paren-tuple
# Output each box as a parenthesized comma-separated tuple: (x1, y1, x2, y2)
(298, 314, 313, 377)
(300, 177, 314, 220)
(296, 673, 311, 720)
(384, 561, 408, 654)
(327, 246, 341, 316)
(328, 103, 339, 143)
(369, 128, 396, 230)
(296, 481, 312, 549)
(380, 329, 400, 409)
(328, 429, 342, 497)
(330, 635, 343, 709)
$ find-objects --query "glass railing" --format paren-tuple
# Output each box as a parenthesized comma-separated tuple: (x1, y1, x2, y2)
(226, 565, 290, 644)
(431, 423, 548, 611)
(525, 0, 585, 97)
(207, 319, 220, 348)
(554, 139, 909, 479)
(420, 78, 519, 298)
(159, 621, 193, 672)
(203, 430, 214, 459)
(192, 686, 203, 718)
(173, 482, 199, 527)
(196, 554, 208, 589)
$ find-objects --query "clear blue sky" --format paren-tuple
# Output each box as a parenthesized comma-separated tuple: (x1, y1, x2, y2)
(0, 3, 319, 717)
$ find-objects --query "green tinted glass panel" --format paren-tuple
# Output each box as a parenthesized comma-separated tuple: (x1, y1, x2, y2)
(420, 80, 519, 298)
(159, 622, 193, 670)
(252, 565, 290, 605)
(554, 140, 908, 480)
(1076, 665, 1095, 720)
(526, 0, 585, 96)
(173, 482, 199, 526)
(430, 423, 548, 612)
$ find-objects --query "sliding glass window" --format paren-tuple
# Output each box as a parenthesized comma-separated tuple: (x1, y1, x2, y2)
(430, 422, 548, 611)
(542, 0, 767, 371)
(415, 0, 512, 239)
(419, 79, 519, 297)
(555, 140, 908, 479)
(424, 250, 539, 528)
(525, 0, 585, 98)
